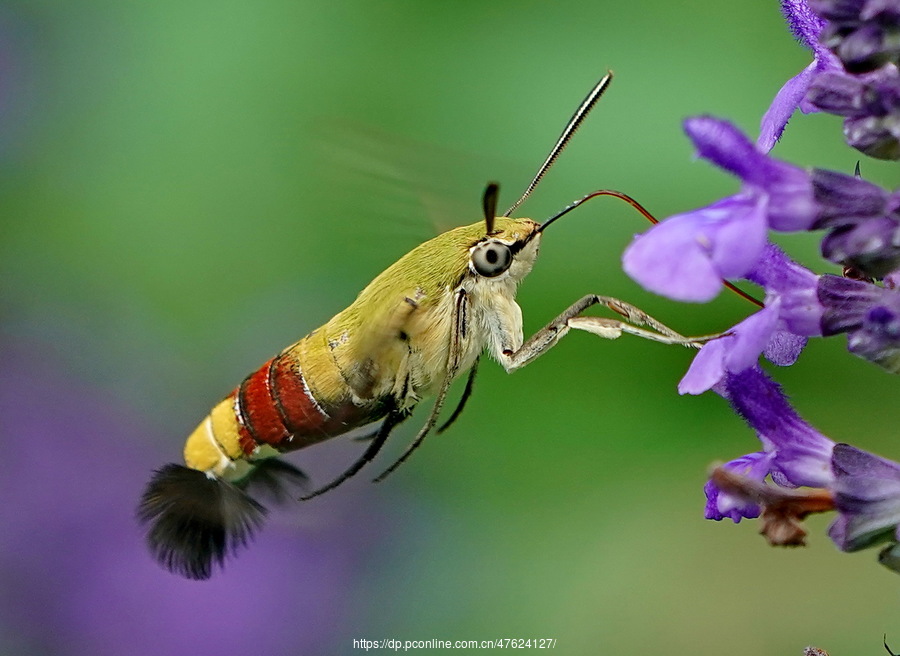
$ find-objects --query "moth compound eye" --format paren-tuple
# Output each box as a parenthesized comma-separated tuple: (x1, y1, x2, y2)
(470, 241, 513, 277)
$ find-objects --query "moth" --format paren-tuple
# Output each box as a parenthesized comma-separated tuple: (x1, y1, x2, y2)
(138, 72, 701, 579)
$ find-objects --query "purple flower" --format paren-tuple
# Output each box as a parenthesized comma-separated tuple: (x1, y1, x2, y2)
(777, 0, 900, 159)
(812, 168, 900, 278)
(809, 0, 900, 73)
(622, 194, 768, 303)
(705, 451, 772, 522)
(807, 64, 900, 159)
(707, 438, 900, 574)
(680, 306, 784, 395)
(746, 244, 825, 337)
(828, 443, 900, 555)
(760, 0, 839, 150)
(726, 367, 836, 488)
(678, 245, 820, 395)
(622, 117, 816, 303)
(818, 273, 900, 371)
(703, 367, 836, 523)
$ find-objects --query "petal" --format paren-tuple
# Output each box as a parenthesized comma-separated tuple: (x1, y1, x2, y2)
(622, 195, 767, 302)
(678, 307, 778, 394)
(684, 117, 817, 230)
(759, 61, 820, 152)
(708, 196, 771, 278)
(679, 337, 729, 395)
(763, 164, 818, 231)
(745, 244, 824, 337)
(685, 116, 767, 181)
(723, 306, 780, 371)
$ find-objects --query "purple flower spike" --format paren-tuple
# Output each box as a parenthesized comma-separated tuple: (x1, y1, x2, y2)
(828, 443, 900, 556)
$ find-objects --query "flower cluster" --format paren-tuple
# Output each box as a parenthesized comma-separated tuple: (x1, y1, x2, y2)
(788, 0, 900, 159)
(621, 0, 900, 573)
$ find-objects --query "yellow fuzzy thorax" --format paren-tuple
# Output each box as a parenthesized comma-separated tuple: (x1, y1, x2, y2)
(302, 216, 539, 404)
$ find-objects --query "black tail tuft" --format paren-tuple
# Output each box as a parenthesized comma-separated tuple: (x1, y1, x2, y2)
(137, 463, 266, 580)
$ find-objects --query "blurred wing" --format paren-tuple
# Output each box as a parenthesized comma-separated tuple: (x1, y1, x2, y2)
(314, 118, 514, 238)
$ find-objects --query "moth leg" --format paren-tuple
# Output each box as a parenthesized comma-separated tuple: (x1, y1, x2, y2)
(372, 289, 469, 482)
(566, 316, 718, 346)
(499, 294, 713, 372)
(436, 356, 479, 434)
(300, 408, 408, 500)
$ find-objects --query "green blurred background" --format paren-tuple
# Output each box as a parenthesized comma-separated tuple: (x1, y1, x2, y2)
(2, 1, 898, 654)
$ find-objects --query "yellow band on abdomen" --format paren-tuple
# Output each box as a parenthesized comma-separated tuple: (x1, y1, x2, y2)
(183, 397, 244, 475)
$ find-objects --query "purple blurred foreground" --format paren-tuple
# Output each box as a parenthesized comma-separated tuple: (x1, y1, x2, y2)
(0, 336, 382, 656)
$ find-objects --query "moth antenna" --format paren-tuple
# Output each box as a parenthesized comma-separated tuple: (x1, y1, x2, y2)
(137, 463, 266, 580)
(483, 182, 500, 234)
(504, 71, 613, 218)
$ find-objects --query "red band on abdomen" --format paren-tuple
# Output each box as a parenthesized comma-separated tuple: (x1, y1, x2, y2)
(231, 388, 259, 455)
(270, 354, 330, 437)
(234, 358, 292, 451)
(233, 352, 381, 454)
